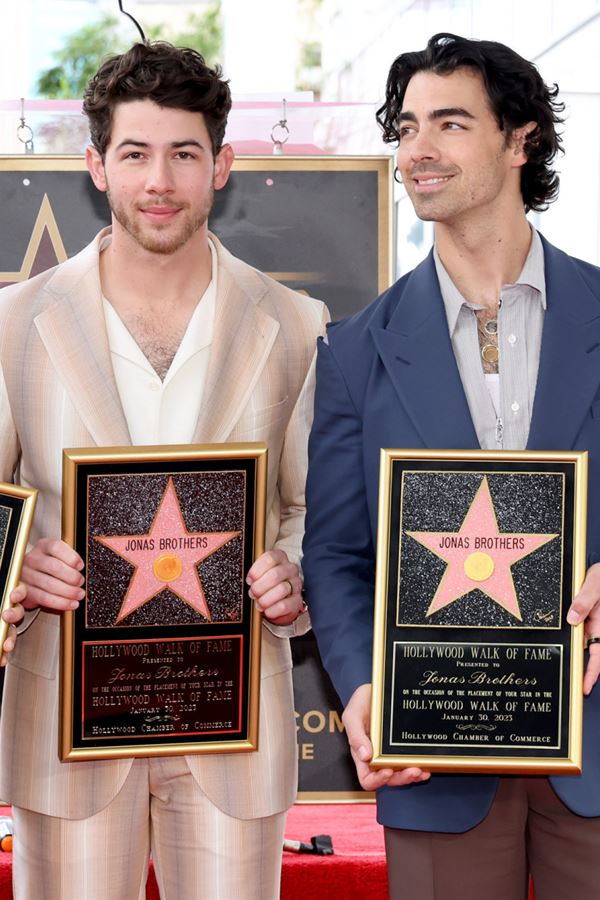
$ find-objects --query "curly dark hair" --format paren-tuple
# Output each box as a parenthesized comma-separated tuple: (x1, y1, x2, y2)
(376, 33, 564, 212)
(83, 41, 231, 158)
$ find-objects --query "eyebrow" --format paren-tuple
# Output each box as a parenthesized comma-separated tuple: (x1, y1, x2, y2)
(114, 139, 207, 151)
(398, 107, 476, 123)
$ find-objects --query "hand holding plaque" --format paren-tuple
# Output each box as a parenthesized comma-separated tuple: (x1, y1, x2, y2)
(370, 449, 586, 775)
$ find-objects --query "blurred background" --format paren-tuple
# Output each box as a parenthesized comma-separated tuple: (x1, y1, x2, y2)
(2, 0, 600, 277)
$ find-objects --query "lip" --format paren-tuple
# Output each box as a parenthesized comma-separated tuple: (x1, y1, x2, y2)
(411, 174, 454, 193)
(140, 207, 181, 221)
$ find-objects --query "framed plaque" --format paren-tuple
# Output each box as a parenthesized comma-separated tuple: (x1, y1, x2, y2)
(0, 483, 38, 649)
(60, 444, 266, 761)
(371, 449, 587, 774)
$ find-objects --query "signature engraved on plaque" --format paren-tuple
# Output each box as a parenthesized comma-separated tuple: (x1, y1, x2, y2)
(95, 478, 240, 622)
(406, 477, 558, 620)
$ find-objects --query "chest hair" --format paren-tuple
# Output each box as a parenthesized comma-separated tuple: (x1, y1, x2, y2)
(120, 309, 190, 381)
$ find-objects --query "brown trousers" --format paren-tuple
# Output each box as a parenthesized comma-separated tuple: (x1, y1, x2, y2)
(385, 778, 600, 900)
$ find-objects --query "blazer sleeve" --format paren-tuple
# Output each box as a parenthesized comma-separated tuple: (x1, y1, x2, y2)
(302, 334, 376, 706)
(265, 302, 329, 638)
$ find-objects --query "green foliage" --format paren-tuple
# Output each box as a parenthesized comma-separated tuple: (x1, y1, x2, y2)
(300, 41, 321, 69)
(37, 15, 126, 98)
(36, 4, 223, 99)
(172, 9, 222, 67)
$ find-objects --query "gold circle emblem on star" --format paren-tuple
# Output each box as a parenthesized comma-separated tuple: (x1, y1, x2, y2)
(153, 553, 183, 582)
(464, 551, 495, 582)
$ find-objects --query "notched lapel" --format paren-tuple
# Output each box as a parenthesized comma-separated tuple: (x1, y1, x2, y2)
(528, 240, 600, 450)
(192, 250, 280, 444)
(370, 258, 479, 449)
(35, 267, 130, 448)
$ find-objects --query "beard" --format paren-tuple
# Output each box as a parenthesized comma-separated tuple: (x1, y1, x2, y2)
(107, 186, 214, 255)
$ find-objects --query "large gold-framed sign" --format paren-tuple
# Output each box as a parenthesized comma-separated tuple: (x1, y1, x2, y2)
(0, 154, 392, 323)
(60, 443, 266, 761)
(1, 152, 393, 797)
(371, 449, 587, 775)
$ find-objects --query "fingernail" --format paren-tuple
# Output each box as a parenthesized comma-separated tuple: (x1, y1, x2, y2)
(357, 745, 369, 761)
(70, 601, 79, 610)
(248, 588, 255, 600)
(567, 611, 580, 625)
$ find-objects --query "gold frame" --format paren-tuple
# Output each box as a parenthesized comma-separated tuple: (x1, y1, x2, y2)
(0, 154, 393, 296)
(371, 448, 587, 775)
(0, 483, 38, 649)
(297, 791, 374, 803)
(60, 442, 266, 761)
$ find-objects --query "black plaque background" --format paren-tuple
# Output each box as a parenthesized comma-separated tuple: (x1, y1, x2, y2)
(69, 456, 258, 752)
(380, 458, 576, 761)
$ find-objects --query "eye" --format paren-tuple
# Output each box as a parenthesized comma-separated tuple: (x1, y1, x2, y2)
(175, 151, 197, 160)
(124, 151, 144, 160)
(398, 124, 417, 139)
(442, 121, 465, 131)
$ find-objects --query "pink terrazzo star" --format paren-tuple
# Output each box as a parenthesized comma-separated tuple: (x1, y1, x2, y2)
(95, 478, 239, 623)
(406, 476, 557, 620)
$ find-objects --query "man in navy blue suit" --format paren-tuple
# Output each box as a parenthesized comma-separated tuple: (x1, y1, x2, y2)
(303, 33, 600, 899)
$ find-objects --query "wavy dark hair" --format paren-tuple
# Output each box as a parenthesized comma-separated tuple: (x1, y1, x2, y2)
(83, 41, 231, 158)
(376, 33, 564, 212)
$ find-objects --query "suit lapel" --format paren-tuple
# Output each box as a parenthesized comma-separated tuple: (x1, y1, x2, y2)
(370, 254, 479, 449)
(192, 236, 280, 443)
(34, 234, 131, 447)
(528, 238, 600, 449)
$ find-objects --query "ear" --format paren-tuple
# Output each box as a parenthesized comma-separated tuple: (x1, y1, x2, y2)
(213, 143, 235, 191)
(509, 121, 537, 169)
(86, 145, 108, 193)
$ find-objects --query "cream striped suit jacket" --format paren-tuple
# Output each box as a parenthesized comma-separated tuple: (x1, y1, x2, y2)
(0, 228, 327, 820)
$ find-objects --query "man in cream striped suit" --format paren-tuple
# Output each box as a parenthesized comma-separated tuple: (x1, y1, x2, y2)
(0, 42, 327, 900)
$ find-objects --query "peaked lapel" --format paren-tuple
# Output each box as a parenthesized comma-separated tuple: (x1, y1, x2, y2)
(369, 253, 480, 449)
(34, 232, 131, 447)
(528, 237, 600, 450)
(191, 235, 280, 444)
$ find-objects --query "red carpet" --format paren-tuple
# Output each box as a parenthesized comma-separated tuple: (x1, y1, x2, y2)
(282, 803, 387, 899)
(0, 804, 535, 898)
(0, 804, 383, 900)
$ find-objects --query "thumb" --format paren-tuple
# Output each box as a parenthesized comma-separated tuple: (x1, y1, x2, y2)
(344, 706, 373, 764)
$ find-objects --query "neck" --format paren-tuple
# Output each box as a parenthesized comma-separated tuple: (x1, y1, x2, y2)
(435, 207, 532, 311)
(99, 221, 213, 313)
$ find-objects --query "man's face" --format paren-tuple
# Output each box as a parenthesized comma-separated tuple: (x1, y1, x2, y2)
(86, 99, 233, 255)
(396, 67, 527, 225)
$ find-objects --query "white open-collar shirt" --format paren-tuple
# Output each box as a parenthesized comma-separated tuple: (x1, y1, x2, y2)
(102, 237, 217, 445)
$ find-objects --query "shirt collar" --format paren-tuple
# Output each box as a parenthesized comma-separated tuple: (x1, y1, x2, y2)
(434, 227, 546, 337)
(102, 236, 218, 381)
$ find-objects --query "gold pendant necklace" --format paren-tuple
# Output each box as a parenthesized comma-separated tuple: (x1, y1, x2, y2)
(475, 310, 499, 374)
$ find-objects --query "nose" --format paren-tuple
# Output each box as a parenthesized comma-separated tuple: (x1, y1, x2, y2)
(145, 157, 175, 195)
(406, 127, 440, 163)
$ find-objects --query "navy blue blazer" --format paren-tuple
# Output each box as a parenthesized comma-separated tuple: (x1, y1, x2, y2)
(303, 236, 600, 831)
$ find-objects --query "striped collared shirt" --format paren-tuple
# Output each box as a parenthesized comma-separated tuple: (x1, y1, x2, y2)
(434, 228, 546, 450)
